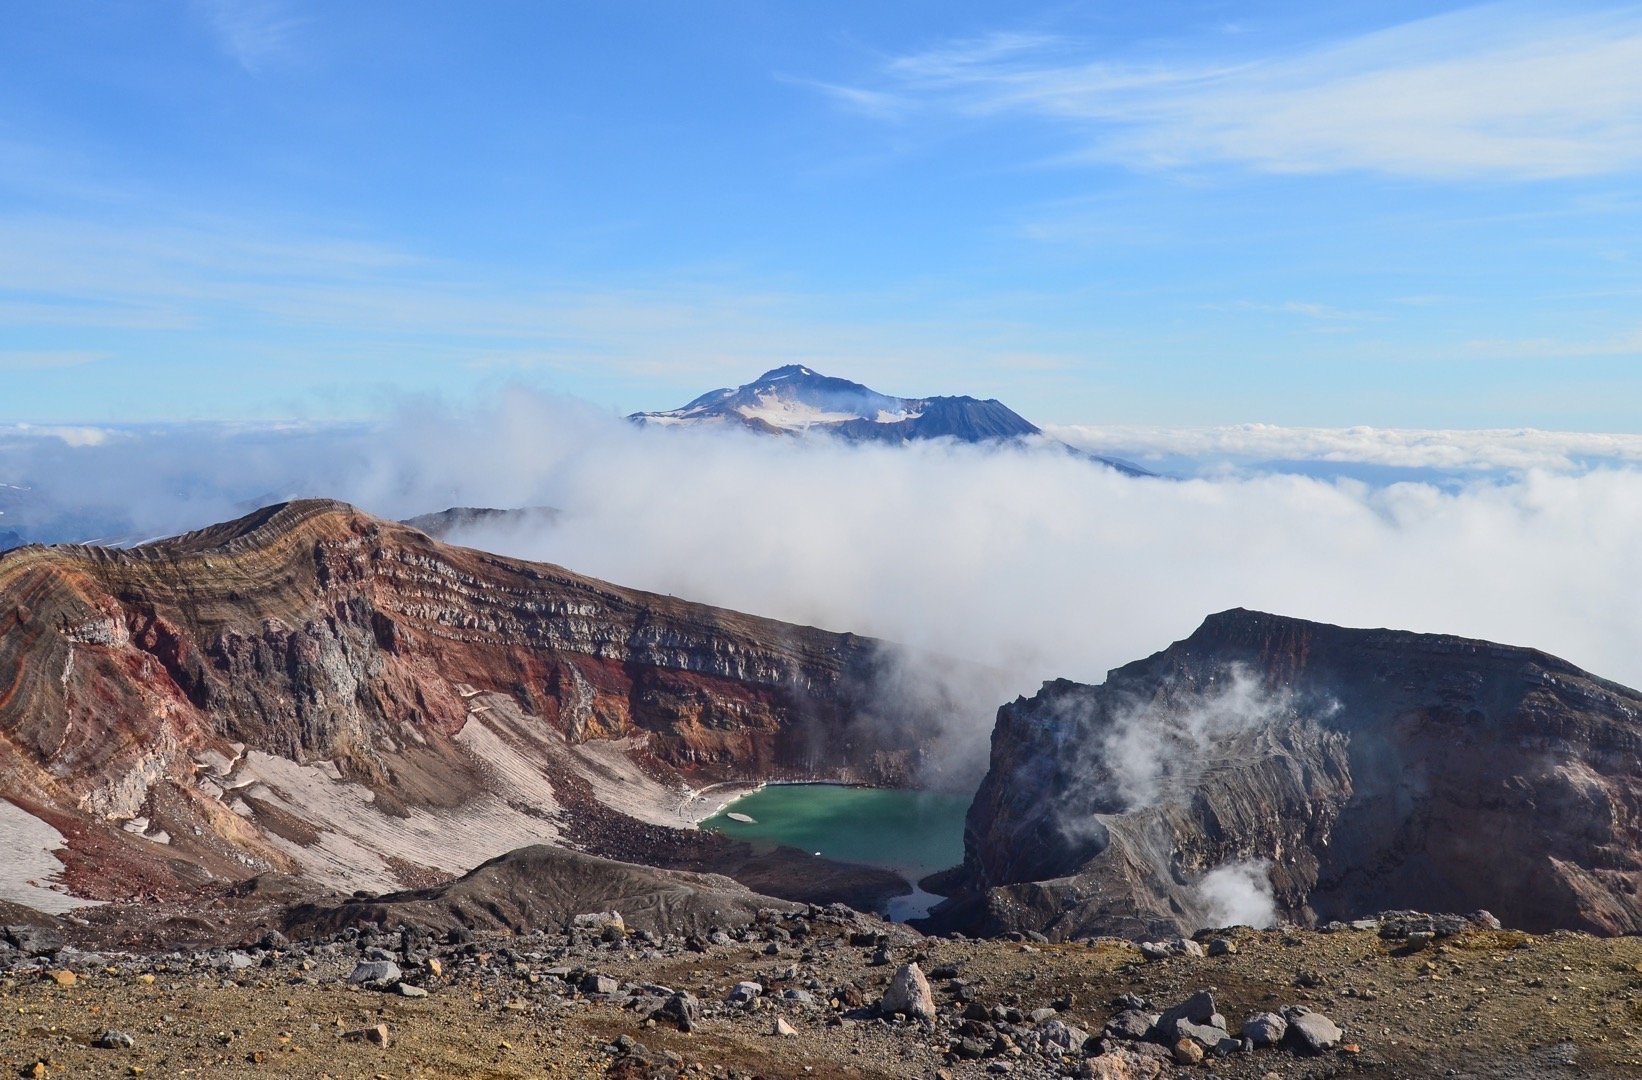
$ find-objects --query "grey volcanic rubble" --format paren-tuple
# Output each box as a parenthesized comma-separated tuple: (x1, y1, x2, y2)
(5, 881, 1642, 1079)
(6, 892, 1635, 1076)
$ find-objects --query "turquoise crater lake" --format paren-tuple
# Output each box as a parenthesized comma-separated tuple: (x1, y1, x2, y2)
(701, 784, 971, 921)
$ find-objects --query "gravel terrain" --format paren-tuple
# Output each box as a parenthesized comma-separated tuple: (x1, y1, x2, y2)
(2, 908, 1640, 1079)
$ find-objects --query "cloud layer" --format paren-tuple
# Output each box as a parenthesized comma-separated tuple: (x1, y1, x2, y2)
(840, 5, 1642, 180)
(1051, 422, 1642, 475)
(6, 396, 1642, 785)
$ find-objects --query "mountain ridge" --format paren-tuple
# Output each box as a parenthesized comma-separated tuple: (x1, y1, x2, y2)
(0, 499, 951, 913)
(631, 365, 1151, 475)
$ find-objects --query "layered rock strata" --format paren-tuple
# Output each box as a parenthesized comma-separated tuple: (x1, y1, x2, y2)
(0, 500, 934, 908)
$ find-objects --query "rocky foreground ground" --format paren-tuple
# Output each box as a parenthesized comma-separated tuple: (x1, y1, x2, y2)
(1, 906, 1640, 1080)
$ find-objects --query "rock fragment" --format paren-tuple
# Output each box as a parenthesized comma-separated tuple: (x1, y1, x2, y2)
(650, 990, 699, 1033)
(346, 960, 402, 985)
(1079, 1047, 1164, 1079)
(1103, 1010, 1156, 1041)
(580, 973, 620, 996)
(1282, 1006, 1343, 1054)
(1241, 1011, 1287, 1047)
(341, 1023, 391, 1048)
(879, 962, 935, 1021)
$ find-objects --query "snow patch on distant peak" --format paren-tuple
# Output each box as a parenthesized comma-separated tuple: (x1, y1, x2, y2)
(735, 391, 865, 430)
(875, 409, 922, 424)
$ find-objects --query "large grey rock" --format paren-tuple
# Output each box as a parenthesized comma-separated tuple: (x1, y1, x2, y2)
(1103, 1010, 1156, 1042)
(580, 973, 620, 996)
(4, 926, 63, 957)
(1282, 1006, 1343, 1054)
(880, 962, 936, 1021)
(1031, 1018, 1091, 1058)
(1149, 990, 1234, 1050)
(651, 990, 699, 1033)
(1241, 1011, 1287, 1047)
(1153, 990, 1216, 1031)
(347, 960, 402, 985)
(1174, 1020, 1233, 1052)
(571, 911, 625, 934)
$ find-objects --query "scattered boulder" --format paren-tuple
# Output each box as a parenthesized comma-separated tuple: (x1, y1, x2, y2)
(1079, 1047, 1164, 1080)
(726, 980, 763, 1006)
(341, 1023, 391, 1048)
(1138, 937, 1203, 961)
(650, 990, 699, 1033)
(1282, 1006, 1343, 1054)
(1028, 1018, 1091, 1058)
(5, 926, 64, 957)
(772, 1016, 796, 1037)
(580, 973, 620, 996)
(1152, 990, 1218, 1033)
(93, 1030, 135, 1050)
(1103, 1010, 1156, 1042)
(571, 911, 625, 936)
(880, 962, 935, 1021)
(1241, 1012, 1288, 1048)
(346, 960, 402, 985)
(1150, 989, 1234, 1052)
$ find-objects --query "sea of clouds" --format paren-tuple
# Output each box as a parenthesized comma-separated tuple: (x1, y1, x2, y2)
(5, 393, 1642, 782)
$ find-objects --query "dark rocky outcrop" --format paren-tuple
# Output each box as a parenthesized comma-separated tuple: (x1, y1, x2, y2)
(398, 505, 560, 541)
(924, 609, 1642, 940)
(285, 844, 801, 937)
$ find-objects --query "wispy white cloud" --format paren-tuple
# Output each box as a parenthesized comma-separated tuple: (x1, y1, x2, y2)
(192, 0, 304, 73)
(0, 213, 1079, 396)
(0, 350, 106, 371)
(1214, 300, 1382, 323)
(1464, 326, 1642, 359)
(835, 5, 1642, 180)
(0, 422, 116, 447)
(797, 80, 915, 122)
(1050, 422, 1642, 473)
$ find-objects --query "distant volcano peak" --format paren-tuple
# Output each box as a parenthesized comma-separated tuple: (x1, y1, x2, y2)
(630, 366, 1150, 475)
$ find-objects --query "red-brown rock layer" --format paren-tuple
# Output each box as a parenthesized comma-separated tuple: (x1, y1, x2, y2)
(0, 500, 925, 908)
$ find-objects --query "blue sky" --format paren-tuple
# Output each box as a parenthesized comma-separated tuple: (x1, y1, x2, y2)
(3, 1, 1641, 428)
